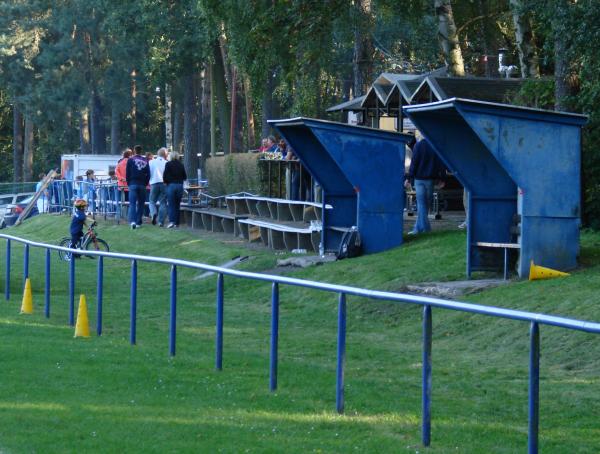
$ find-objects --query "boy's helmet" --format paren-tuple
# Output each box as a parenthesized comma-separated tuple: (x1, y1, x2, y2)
(74, 199, 88, 208)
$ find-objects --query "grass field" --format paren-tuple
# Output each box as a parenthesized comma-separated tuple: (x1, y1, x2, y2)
(0, 215, 599, 453)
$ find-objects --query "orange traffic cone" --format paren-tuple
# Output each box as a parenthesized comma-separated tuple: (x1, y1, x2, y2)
(74, 294, 90, 338)
(21, 278, 33, 314)
(529, 260, 570, 281)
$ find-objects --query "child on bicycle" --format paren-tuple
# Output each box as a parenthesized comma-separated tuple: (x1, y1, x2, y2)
(70, 199, 94, 255)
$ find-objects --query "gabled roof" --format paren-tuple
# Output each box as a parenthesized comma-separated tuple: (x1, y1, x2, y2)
(326, 95, 367, 113)
(410, 76, 523, 104)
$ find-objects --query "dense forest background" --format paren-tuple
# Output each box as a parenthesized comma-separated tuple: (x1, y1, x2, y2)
(1, 0, 599, 224)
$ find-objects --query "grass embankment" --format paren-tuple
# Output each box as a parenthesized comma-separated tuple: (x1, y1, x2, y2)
(0, 215, 599, 453)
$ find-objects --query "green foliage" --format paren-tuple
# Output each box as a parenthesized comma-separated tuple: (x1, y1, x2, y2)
(204, 154, 261, 195)
(512, 78, 555, 109)
(0, 91, 12, 182)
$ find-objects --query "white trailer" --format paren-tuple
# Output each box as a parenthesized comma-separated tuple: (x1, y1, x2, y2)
(60, 154, 121, 180)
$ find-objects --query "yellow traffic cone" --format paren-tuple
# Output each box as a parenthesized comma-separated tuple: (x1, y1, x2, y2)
(529, 260, 570, 281)
(21, 278, 33, 314)
(74, 294, 90, 338)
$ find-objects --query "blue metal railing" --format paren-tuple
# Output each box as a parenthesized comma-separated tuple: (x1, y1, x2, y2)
(1, 233, 599, 453)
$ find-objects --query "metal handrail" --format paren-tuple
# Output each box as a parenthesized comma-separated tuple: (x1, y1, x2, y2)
(1, 232, 599, 453)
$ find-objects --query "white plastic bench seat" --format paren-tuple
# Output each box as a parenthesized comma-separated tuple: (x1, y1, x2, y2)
(181, 207, 247, 235)
(238, 218, 320, 251)
(475, 242, 521, 249)
(473, 241, 521, 280)
(226, 195, 331, 222)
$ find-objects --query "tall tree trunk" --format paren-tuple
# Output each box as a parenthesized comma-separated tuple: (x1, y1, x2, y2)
(91, 92, 107, 154)
(510, 0, 540, 78)
(435, 0, 465, 77)
(212, 40, 231, 154)
(243, 76, 256, 148)
(210, 64, 217, 157)
(12, 106, 24, 183)
(173, 96, 183, 152)
(79, 108, 91, 153)
(131, 69, 137, 144)
(353, 0, 374, 97)
(200, 68, 211, 172)
(229, 66, 238, 153)
(183, 72, 199, 176)
(165, 83, 173, 150)
(111, 102, 121, 155)
(23, 116, 34, 181)
(261, 70, 275, 138)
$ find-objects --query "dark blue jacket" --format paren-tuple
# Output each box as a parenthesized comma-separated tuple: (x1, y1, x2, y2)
(126, 155, 150, 186)
(407, 139, 446, 182)
(70, 209, 86, 235)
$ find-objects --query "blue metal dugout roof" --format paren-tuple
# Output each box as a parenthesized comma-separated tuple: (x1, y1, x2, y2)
(269, 117, 412, 254)
(404, 98, 587, 277)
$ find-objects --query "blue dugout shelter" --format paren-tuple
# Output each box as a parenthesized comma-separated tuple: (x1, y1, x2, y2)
(404, 98, 587, 278)
(270, 118, 412, 254)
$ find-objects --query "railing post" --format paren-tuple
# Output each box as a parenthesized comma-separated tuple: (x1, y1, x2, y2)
(270, 282, 279, 391)
(169, 265, 177, 356)
(215, 273, 224, 371)
(69, 255, 75, 326)
(528, 322, 540, 454)
(130, 260, 137, 345)
(96, 256, 103, 336)
(5, 239, 11, 300)
(336, 292, 347, 414)
(422, 305, 432, 447)
(23, 244, 29, 283)
(44, 248, 50, 318)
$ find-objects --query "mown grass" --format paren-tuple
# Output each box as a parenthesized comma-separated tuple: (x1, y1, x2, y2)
(0, 215, 599, 453)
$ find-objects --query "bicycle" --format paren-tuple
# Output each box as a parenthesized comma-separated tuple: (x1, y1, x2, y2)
(58, 222, 110, 261)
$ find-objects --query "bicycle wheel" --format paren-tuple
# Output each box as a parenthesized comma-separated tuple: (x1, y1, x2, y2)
(85, 237, 109, 256)
(58, 238, 73, 262)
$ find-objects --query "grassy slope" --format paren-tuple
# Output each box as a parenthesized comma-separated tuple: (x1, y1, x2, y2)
(0, 215, 599, 453)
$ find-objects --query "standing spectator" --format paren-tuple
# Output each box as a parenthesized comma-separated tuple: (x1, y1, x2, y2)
(35, 173, 50, 213)
(163, 151, 187, 228)
(285, 146, 311, 201)
(258, 138, 269, 153)
(126, 145, 150, 229)
(266, 136, 277, 152)
(84, 169, 96, 212)
(115, 148, 131, 201)
(149, 147, 168, 227)
(405, 138, 446, 235)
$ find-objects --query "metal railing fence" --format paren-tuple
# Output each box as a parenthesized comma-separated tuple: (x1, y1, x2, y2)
(1, 233, 599, 453)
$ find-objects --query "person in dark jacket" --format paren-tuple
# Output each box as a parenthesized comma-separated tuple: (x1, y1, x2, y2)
(126, 145, 150, 229)
(163, 151, 187, 228)
(405, 138, 446, 234)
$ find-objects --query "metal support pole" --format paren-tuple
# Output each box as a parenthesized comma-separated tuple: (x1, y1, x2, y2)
(528, 322, 540, 454)
(169, 265, 177, 356)
(269, 282, 279, 391)
(69, 256, 75, 326)
(215, 273, 224, 370)
(44, 248, 50, 318)
(23, 244, 29, 282)
(422, 305, 432, 446)
(503, 247, 509, 280)
(336, 292, 347, 414)
(96, 256, 103, 336)
(5, 239, 11, 300)
(130, 260, 137, 345)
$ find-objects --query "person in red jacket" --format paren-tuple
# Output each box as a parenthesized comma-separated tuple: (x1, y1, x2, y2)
(115, 148, 132, 201)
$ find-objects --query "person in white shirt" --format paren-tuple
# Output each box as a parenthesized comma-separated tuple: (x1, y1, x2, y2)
(149, 147, 168, 226)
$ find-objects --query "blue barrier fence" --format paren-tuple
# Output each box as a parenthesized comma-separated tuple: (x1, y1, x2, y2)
(1, 233, 599, 453)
